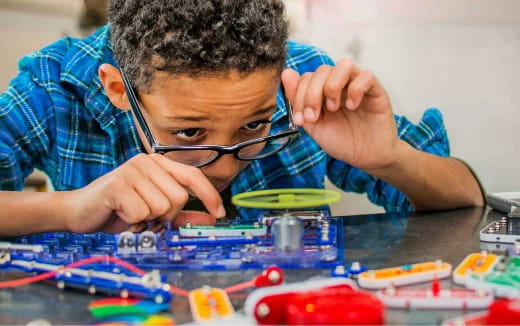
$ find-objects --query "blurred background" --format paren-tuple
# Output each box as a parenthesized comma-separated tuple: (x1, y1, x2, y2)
(0, 0, 518, 215)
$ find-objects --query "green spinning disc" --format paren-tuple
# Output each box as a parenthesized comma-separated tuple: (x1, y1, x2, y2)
(231, 188, 341, 209)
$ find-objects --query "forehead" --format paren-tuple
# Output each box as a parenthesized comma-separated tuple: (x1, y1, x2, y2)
(149, 68, 280, 98)
(139, 68, 282, 119)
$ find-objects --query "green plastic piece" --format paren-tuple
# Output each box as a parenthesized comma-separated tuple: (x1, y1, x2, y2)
(90, 305, 147, 319)
(231, 188, 341, 209)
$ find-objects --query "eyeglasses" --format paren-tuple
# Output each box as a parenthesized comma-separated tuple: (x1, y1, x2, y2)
(121, 70, 299, 168)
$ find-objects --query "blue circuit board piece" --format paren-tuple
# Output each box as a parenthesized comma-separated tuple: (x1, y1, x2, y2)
(0, 245, 172, 303)
(1, 211, 344, 270)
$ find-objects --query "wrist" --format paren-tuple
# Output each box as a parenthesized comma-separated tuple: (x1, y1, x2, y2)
(365, 140, 414, 181)
(47, 191, 76, 232)
(58, 189, 89, 233)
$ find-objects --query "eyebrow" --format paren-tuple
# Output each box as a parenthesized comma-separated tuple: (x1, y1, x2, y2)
(166, 105, 277, 122)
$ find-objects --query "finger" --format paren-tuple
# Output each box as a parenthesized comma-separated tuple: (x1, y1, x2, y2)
(150, 154, 225, 218)
(132, 170, 175, 221)
(345, 70, 379, 111)
(302, 65, 333, 122)
(323, 58, 360, 111)
(292, 72, 313, 126)
(281, 68, 303, 125)
(112, 187, 151, 224)
(172, 210, 217, 229)
(281, 68, 300, 104)
(134, 155, 191, 221)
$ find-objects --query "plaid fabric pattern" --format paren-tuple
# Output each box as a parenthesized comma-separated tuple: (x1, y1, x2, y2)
(0, 26, 449, 217)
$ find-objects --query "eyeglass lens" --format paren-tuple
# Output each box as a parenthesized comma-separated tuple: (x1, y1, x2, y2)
(161, 135, 292, 166)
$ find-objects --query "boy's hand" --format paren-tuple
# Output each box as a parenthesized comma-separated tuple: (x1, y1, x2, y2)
(65, 153, 225, 233)
(282, 59, 405, 171)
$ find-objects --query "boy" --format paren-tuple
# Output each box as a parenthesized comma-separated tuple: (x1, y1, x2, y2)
(0, 0, 483, 237)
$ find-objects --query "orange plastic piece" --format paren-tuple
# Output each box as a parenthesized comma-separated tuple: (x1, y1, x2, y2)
(453, 252, 497, 282)
(189, 286, 234, 322)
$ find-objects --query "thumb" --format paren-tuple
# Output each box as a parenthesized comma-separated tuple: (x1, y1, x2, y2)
(281, 68, 300, 104)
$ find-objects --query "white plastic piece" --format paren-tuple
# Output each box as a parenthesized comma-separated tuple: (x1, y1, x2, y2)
(117, 232, 136, 253)
(377, 287, 493, 309)
(137, 231, 157, 252)
(0, 242, 44, 253)
(480, 221, 520, 244)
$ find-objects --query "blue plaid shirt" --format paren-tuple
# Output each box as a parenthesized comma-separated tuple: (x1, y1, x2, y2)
(0, 26, 449, 216)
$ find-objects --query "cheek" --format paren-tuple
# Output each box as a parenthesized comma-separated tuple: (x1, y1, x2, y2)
(238, 160, 252, 171)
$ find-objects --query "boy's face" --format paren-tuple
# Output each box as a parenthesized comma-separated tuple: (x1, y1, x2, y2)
(134, 68, 280, 192)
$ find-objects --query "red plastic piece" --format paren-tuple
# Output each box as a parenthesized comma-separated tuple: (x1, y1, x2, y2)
(285, 287, 384, 325)
(253, 266, 284, 287)
(432, 277, 440, 296)
(487, 298, 520, 325)
(252, 283, 376, 325)
(254, 291, 293, 325)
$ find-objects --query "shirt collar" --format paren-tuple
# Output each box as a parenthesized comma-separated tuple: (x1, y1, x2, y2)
(59, 25, 125, 130)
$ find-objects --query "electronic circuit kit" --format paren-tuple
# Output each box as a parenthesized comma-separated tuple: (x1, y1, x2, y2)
(1, 188, 520, 324)
(480, 206, 520, 244)
(0, 189, 343, 302)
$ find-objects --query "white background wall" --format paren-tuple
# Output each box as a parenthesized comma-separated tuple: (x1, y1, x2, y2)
(286, 0, 520, 214)
(1, 0, 519, 215)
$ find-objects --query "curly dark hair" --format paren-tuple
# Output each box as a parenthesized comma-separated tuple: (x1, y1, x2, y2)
(108, 0, 288, 92)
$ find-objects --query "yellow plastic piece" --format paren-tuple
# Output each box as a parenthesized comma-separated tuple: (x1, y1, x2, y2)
(189, 286, 234, 322)
(142, 315, 176, 326)
(232, 188, 341, 209)
(362, 261, 451, 279)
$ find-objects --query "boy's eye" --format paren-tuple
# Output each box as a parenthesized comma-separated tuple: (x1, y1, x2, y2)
(171, 128, 200, 139)
(244, 120, 271, 131)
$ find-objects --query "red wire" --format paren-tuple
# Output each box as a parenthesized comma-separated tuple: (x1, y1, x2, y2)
(169, 286, 190, 297)
(67, 256, 147, 275)
(0, 270, 57, 288)
(0, 255, 260, 298)
(224, 280, 255, 293)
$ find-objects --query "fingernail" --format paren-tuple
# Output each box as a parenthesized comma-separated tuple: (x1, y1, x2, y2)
(346, 99, 355, 109)
(304, 107, 315, 121)
(217, 204, 226, 218)
(326, 99, 336, 110)
(294, 111, 304, 125)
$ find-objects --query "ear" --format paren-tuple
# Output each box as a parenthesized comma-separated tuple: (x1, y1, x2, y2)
(98, 63, 131, 111)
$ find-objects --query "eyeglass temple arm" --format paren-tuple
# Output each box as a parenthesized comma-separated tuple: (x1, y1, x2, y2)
(279, 83, 296, 128)
(120, 70, 158, 147)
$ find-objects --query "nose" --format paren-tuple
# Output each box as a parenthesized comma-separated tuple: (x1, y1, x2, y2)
(200, 150, 241, 186)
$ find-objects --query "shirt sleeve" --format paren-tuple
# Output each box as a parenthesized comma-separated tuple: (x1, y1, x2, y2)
(0, 68, 53, 190)
(327, 108, 450, 212)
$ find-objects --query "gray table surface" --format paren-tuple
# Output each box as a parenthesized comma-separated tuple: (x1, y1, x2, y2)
(0, 206, 506, 324)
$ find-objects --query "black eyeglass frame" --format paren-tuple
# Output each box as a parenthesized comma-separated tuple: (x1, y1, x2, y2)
(120, 70, 300, 168)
